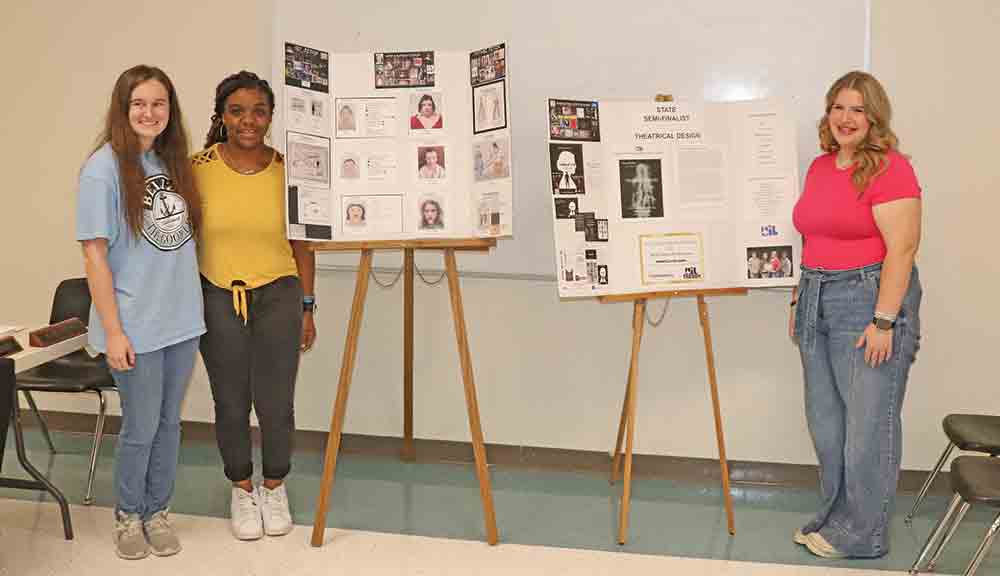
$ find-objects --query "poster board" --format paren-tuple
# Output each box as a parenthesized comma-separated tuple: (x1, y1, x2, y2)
(548, 97, 800, 298)
(282, 41, 514, 244)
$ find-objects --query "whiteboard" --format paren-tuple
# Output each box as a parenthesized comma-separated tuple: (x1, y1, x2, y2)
(273, 0, 868, 277)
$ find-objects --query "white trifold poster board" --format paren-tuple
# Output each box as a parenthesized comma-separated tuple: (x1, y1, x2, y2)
(548, 98, 801, 298)
(282, 41, 513, 242)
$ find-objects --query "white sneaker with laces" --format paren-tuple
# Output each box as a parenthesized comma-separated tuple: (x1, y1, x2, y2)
(230, 486, 263, 540)
(259, 483, 293, 536)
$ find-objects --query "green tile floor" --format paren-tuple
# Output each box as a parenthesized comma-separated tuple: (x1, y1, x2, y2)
(2, 427, 997, 573)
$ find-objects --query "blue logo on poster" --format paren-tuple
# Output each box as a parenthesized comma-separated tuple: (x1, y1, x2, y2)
(761, 224, 778, 237)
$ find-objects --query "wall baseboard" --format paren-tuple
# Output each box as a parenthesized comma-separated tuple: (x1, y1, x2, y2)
(22, 410, 951, 495)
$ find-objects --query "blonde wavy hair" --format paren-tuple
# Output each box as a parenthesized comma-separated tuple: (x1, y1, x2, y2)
(819, 71, 899, 195)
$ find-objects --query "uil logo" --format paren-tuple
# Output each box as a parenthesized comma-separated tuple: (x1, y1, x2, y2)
(761, 224, 778, 237)
(141, 174, 192, 251)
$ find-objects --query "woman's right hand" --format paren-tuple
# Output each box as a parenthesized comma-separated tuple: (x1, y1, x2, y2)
(788, 303, 797, 344)
(105, 330, 135, 371)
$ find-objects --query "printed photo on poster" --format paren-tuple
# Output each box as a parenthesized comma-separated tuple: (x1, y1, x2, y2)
(584, 217, 609, 242)
(409, 92, 444, 132)
(549, 143, 585, 194)
(549, 99, 600, 142)
(473, 79, 506, 134)
(375, 51, 435, 89)
(416, 145, 446, 180)
(473, 135, 510, 181)
(470, 43, 506, 85)
(417, 195, 445, 231)
(746, 245, 793, 279)
(287, 133, 330, 188)
(554, 197, 579, 219)
(337, 102, 358, 134)
(474, 189, 509, 237)
(339, 153, 361, 180)
(284, 42, 329, 92)
(619, 159, 664, 219)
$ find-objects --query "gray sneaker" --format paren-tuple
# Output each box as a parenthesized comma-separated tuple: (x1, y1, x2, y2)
(114, 511, 149, 560)
(144, 509, 181, 556)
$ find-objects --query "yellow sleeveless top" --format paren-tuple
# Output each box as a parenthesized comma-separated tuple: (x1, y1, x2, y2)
(192, 144, 298, 294)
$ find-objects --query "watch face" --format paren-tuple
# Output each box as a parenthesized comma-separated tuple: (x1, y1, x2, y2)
(873, 317, 894, 330)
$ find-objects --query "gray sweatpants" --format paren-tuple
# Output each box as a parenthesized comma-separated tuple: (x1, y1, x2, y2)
(200, 275, 303, 482)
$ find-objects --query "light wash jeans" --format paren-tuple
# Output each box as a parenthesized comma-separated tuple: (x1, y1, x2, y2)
(111, 337, 198, 520)
(794, 263, 922, 558)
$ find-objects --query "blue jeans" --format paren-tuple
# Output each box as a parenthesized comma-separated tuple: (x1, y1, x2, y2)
(794, 263, 922, 557)
(111, 337, 198, 520)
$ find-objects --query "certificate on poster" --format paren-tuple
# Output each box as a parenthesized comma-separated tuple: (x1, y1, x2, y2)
(285, 87, 330, 137)
(640, 233, 705, 284)
(470, 43, 506, 85)
(549, 99, 600, 142)
(284, 42, 329, 93)
(473, 79, 506, 134)
(374, 51, 435, 89)
(286, 132, 330, 188)
(336, 98, 396, 139)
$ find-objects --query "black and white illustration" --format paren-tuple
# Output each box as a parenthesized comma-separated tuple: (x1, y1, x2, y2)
(554, 197, 579, 219)
(549, 99, 600, 142)
(549, 143, 585, 194)
(142, 173, 192, 251)
(619, 159, 664, 219)
(746, 245, 794, 279)
(375, 51, 435, 89)
(470, 43, 506, 86)
(473, 79, 506, 134)
(287, 133, 331, 188)
(584, 217, 609, 242)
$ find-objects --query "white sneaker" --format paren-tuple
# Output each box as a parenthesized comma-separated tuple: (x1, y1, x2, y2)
(230, 486, 263, 540)
(259, 483, 293, 536)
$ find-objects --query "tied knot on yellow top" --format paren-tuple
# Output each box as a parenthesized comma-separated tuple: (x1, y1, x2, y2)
(231, 280, 249, 324)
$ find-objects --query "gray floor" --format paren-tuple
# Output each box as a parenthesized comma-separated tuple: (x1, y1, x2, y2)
(1, 427, 997, 574)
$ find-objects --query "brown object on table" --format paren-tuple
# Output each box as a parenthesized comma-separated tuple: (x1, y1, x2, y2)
(0, 336, 23, 357)
(28, 318, 87, 348)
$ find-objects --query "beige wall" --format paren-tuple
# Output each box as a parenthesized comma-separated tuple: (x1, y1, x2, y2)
(3, 1, 997, 470)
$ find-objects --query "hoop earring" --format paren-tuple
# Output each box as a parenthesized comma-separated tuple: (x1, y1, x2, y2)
(219, 124, 228, 141)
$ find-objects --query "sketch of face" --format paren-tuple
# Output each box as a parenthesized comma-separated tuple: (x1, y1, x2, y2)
(339, 106, 354, 129)
(419, 95, 435, 117)
(424, 149, 439, 167)
(422, 200, 441, 226)
(346, 204, 364, 224)
(342, 158, 359, 178)
(556, 150, 576, 175)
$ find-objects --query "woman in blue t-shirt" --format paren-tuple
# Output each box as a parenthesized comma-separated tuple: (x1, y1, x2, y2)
(76, 65, 204, 560)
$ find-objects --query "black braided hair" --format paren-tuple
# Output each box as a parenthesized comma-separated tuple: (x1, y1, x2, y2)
(204, 71, 275, 148)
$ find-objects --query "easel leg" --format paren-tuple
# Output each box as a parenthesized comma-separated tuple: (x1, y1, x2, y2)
(444, 249, 499, 545)
(610, 342, 635, 485)
(401, 249, 416, 462)
(310, 250, 373, 547)
(696, 295, 736, 535)
(618, 299, 646, 545)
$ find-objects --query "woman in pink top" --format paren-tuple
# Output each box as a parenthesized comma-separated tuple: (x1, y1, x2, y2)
(790, 71, 922, 559)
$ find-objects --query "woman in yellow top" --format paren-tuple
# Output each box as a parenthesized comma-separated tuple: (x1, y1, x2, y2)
(192, 71, 316, 541)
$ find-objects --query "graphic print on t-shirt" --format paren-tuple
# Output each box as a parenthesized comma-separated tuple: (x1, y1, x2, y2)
(142, 173, 192, 251)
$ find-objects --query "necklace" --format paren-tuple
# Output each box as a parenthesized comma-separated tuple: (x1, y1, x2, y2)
(220, 143, 265, 175)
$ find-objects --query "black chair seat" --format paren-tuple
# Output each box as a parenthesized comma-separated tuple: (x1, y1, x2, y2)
(17, 351, 113, 392)
(943, 414, 1000, 455)
(952, 456, 1000, 507)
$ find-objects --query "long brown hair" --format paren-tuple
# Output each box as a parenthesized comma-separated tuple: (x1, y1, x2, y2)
(818, 71, 899, 195)
(93, 65, 200, 237)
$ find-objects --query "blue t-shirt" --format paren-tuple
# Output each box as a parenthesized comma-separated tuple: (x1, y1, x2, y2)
(76, 143, 205, 354)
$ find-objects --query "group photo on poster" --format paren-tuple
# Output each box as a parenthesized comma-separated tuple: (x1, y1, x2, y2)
(746, 245, 793, 279)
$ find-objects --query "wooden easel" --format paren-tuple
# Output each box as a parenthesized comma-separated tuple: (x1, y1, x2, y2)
(603, 286, 747, 544)
(308, 238, 499, 547)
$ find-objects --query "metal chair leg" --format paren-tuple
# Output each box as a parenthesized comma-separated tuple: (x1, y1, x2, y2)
(84, 390, 106, 505)
(911, 492, 963, 574)
(907, 441, 955, 524)
(927, 501, 971, 571)
(20, 390, 56, 454)
(964, 511, 1000, 576)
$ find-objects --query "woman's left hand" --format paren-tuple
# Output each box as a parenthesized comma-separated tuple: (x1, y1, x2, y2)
(856, 324, 892, 367)
(301, 312, 317, 352)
